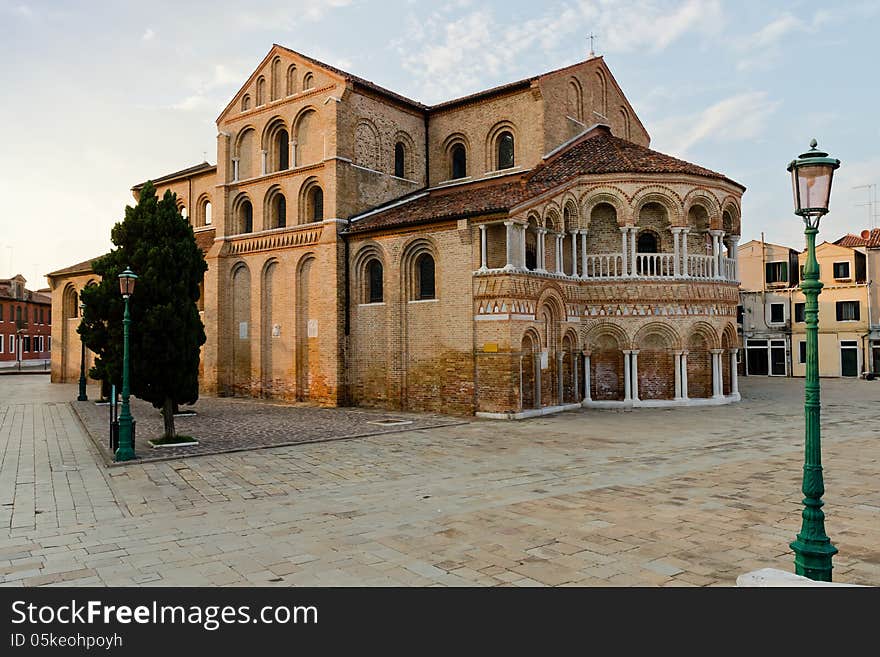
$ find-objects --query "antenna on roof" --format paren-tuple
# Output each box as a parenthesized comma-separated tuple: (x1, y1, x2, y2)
(853, 183, 879, 229)
(588, 32, 598, 57)
(203, 151, 207, 163)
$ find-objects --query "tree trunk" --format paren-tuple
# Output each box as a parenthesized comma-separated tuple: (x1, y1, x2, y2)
(162, 396, 176, 439)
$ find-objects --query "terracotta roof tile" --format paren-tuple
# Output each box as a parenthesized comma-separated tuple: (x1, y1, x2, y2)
(348, 179, 524, 234)
(526, 125, 743, 192)
(348, 126, 744, 234)
(47, 257, 100, 278)
(132, 162, 216, 192)
(836, 229, 880, 248)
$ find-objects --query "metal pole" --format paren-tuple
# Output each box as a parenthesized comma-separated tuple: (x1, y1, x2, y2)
(77, 336, 88, 401)
(115, 296, 135, 462)
(790, 223, 837, 580)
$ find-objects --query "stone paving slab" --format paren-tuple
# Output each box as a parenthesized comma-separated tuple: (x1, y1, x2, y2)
(1, 377, 878, 586)
(72, 395, 466, 464)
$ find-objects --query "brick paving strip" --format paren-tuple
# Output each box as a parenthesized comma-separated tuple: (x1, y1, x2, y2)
(71, 396, 467, 465)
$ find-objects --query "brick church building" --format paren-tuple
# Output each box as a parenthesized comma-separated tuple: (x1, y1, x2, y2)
(48, 45, 744, 418)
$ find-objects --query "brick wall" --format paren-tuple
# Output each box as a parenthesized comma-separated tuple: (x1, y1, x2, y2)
(638, 349, 674, 400)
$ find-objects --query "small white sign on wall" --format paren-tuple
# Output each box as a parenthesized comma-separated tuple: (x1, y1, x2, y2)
(307, 319, 318, 338)
(239, 322, 248, 339)
(540, 349, 549, 370)
(272, 324, 281, 338)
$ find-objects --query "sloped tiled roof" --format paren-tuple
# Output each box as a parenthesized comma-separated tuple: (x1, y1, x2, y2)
(47, 257, 100, 278)
(836, 229, 880, 248)
(526, 125, 742, 192)
(348, 125, 744, 234)
(132, 162, 216, 192)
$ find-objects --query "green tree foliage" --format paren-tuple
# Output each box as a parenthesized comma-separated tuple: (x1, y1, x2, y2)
(79, 182, 207, 438)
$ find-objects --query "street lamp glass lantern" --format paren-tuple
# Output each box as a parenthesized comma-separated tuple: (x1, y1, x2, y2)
(787, 139, 840, 219)
(118, 267, 138, 298)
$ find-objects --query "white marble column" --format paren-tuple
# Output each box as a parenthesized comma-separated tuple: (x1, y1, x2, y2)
(630, 227, 637, 277)
(681, 228, 690, 277)
(673, 351, 683, 400)
(709, 230, 724, 279)
(534, 354, 542, 408)
(680, 351, 689, 400)
(620, 226, 630, 277)
(519, 224, 527, 270)
(729, 348, 739, 395)
(288, 140, 296, 170)
(537, 229, 546, 272)
(623, 350, 632, 402)
(555, 234, 564, 274)
(570, 230, 579, 277)
(711, 348, 724, 398)
(583, 352, 592, 402)
(630, 349, 640, 402)
(556, 351, 564, 405)
(572, 351, 579, 403)
(232, 157, 240, 182)
(728, 235, 740, 281)
(479, 224, 488, 271)
(672, 228, 681, 278)
(261, 149, 268, 175)
(580, 230, 588, 280)
(503, 221, 514, 271)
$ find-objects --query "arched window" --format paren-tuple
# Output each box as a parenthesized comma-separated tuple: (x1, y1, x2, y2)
(497, 131, 514, 170)
(241, 94, 251, 111)
(271, 57, 281, 101)
(204, 201, 212, 226)
(637, 231, 658, 253)
(366, 259, 383, 303)
(256, 76, 266, 105)
(309, 186, 323, 222)
(275, 128, 289, 171)
(179, 205, 188, 221)
(303, 72, 314, 90)
(451, 144, 467, 179)
(394, 142, 406, 178)
(416, 254, 435, 300)
(272, 194, 286, 229)
(239, 199, 253, 234)
(286, 65, 297, 95)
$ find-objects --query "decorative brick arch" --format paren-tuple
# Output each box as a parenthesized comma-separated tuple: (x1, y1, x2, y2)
(682, 189, 722, 228)
(581, 186, 629, 228)
(633, 322, 682, 351)
(543, 206, 562, 232)
(721, 322, 739, 349)
(688, 320, 721, 350)
(721, 196, 741, 234)
(582, 320, 630, 351)
(485, 120, 518, 171)
(354, 119, 381, 170)
(631, 185, 683, 226)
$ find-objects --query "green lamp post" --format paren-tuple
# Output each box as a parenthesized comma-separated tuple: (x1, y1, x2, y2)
(77, 301, 88, 402)
(787, 139, 840, 581)
(114, 267, 138, 463)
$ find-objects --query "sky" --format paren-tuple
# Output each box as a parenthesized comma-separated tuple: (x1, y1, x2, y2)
(1, 0, 879, 289)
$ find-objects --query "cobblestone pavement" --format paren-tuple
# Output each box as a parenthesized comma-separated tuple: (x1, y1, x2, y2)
(0, 376, 878, 587)
(72, 394, 464, 463)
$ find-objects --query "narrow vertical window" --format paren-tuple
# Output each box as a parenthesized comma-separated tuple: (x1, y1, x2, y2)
(394, 142, 405, 178)
(451, 144, 467, 179)
(367, 259, 383, 303)
(497, 131, 514, 169)
(311, 187, 323, 222)
(416, 254, 435, 300)
(277, 129, 289, 171)
(276, 195, 286, 229)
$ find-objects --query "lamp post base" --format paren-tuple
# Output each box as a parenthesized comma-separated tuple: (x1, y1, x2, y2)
(790, 536, 838, 582)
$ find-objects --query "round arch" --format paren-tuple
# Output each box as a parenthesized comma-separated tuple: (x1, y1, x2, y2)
(633, 322, 682, 351)
(485, 120, 518, 172)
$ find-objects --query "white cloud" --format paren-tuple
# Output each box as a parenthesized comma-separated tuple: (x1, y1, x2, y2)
(395, 0, 726, 103)
(142, 27, 155, 42)
(736, 9, 830, 71)
(235, 0, 352, 30)
(651, 91, 780, 156)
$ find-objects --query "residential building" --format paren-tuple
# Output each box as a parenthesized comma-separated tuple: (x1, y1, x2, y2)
(0, 275, 52, 369)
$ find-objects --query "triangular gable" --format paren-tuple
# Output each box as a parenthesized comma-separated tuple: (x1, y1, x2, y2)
(215, 44, 348, 124)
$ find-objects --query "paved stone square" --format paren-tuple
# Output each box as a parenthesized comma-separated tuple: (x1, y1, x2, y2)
(0, 375, 878, 587)
(72, 394, 464, 463)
